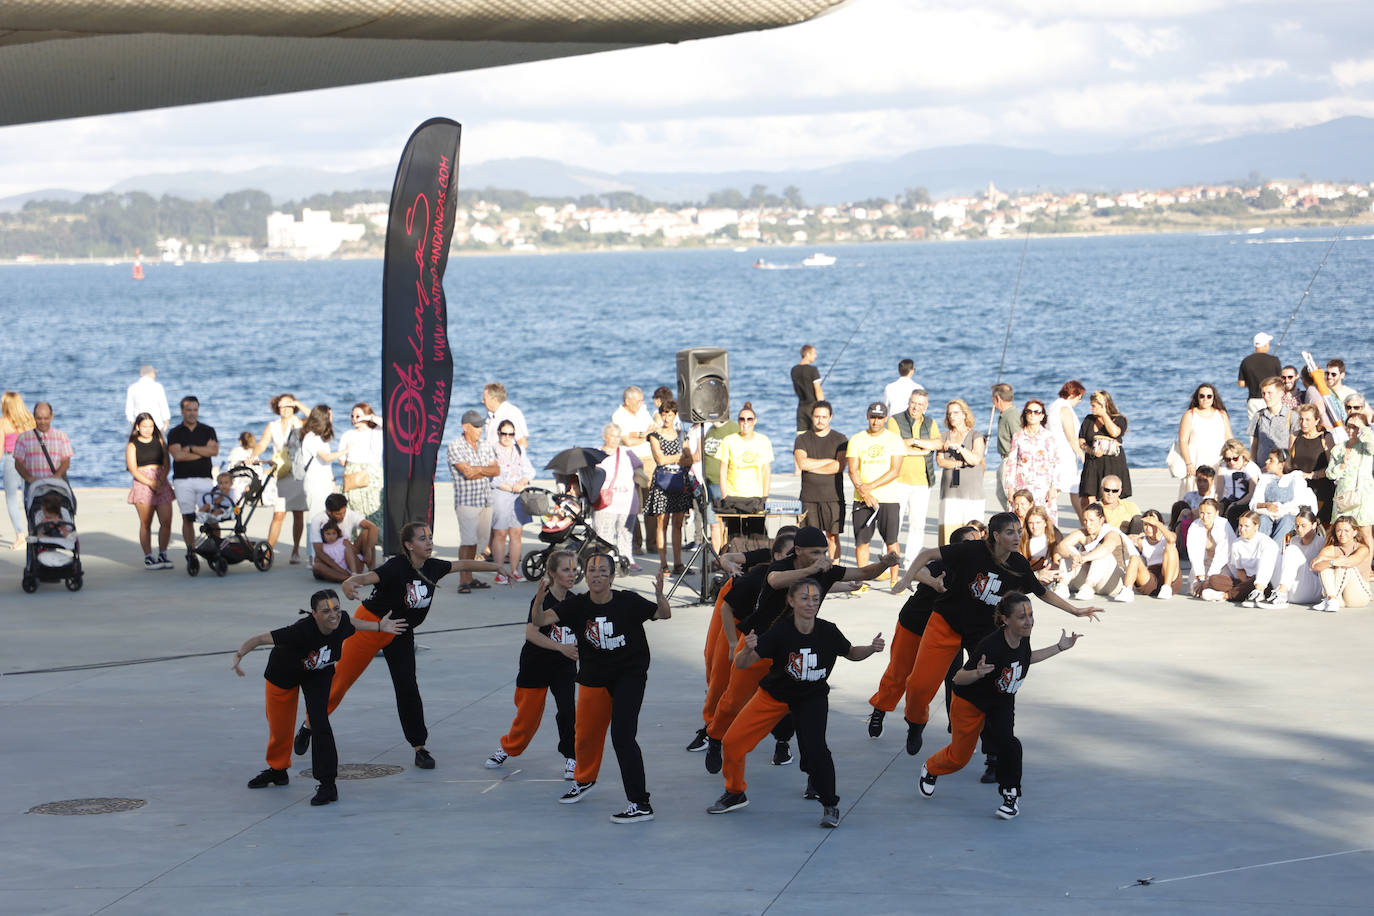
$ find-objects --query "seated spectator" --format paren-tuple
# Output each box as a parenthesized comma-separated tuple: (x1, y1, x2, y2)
(311, 519, 359, 583)
(1262, 507, 1326, 608)
(1170, 465, 1217, 539)
(1186, 498, 1236, 601)
(1010, 489, 1035, 526)
(1126, 511, 1182, 600)
(1249, 448, 1315, 544)
(1055, 502, 1144, 603)
(1097, 474, 1141, 532)
(196, 471, 236, 540)
(1310, 515, 1372, 612)
(309, 493, 380, 571)
(1019, 505, 1065, 596)
(1216, 439, 1259, 530)
(1225, 512, 1281, 607)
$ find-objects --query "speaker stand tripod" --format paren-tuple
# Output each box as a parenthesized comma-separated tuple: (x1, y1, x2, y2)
(666, 422, 721, 605)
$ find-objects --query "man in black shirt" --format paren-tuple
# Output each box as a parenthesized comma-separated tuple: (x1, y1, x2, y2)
(790, 344, 823, 436)
(793, 401, 847, 559)
(166, 395, 219, 559)
(1237, 332, 1281, 423)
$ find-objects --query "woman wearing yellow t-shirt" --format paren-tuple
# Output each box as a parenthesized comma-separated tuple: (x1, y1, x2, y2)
(718, 402, 774, 499)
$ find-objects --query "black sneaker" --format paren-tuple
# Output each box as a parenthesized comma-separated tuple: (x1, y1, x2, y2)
(996, 788, 1020, 820)
(819, 805, 840, 828)
(979, 754, 998, 784)
(867, 708, 885, 738)
(610, 802, 654, 824)
(293, 725, 312, 756)
(247, 767, 289, 789)
(414, 748, 436, 769)
(918, 763, 937, 798)
(558, 780, 595, 804)
(705, 738, 723, 774)
(310, 782, 338, 806)
(706, 791, 749, 814)
(686, 727, 709, 752)
(158, 552, 173, 569)
(905, 720, 925, 756)
(802, 778, 819, 801)
(771, 740, 793, 766)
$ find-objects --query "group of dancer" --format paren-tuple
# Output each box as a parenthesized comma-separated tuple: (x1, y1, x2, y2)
(234, 512, 1098, 825)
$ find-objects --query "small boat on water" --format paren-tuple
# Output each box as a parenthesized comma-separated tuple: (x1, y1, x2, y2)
(802, 252, 836, 267)
(753, 258, 780, 270)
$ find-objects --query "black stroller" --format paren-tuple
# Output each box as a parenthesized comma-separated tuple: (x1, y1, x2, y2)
(187, 464, 273, 577)
(21, 477, 82, 593)
(518, 483, 628, 582)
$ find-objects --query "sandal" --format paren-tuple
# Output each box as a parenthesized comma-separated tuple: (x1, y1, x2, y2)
(457, 582, 473, 594)
(469, 579, 491, 589)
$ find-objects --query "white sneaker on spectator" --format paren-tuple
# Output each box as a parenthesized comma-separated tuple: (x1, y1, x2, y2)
(1156, 585, 1173, 599)
(1200, 588, 1225, 601)
(1074, 586, 1094, 601)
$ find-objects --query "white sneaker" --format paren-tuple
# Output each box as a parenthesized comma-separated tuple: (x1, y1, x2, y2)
(1074, 586, 1094, 601)
(1264, 593, 1289, 609)
(1315, 596, 1342, 613)
(1200, 588, 1225, 602)
(485, 749, 508, 769)
(1111, 588, 1135, 603)
(1156, 585, 1173, 600)
(564, 758, 576, 780)
(1052, 583, 1070, 600)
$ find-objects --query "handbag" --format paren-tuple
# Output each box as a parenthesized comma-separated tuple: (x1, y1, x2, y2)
(1332, 444, 1368, 513)
(1165, 442, 1187, 478)
(653, 464, 685, 494)
(343, 469, 370, 491)
(593, 450, 619, 510)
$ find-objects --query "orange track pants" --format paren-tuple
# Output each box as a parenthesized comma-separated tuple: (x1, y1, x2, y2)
(702, 580, 735, 724)
(924, 694, 983, 776)
(868, 622, 921, 713)
(265, 681, 300, 771)
(501, 687, 547, 757)
(721, 688, 790, 794)
(326, 606, 391, 713)
(707, 653, 771, 740)
(902, 612, 962, 725)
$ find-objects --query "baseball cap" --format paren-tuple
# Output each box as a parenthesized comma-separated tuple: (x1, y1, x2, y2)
(793, 526, 828, 548)
(867, 401, 888, 418)
(1253, 332, 1273, 347)
(461, 409, 484, 427)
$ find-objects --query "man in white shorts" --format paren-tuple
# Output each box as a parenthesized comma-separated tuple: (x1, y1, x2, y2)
(309, 492, 380, 573)
(166, 396, 219, 561)
(448, 409, 499, 591)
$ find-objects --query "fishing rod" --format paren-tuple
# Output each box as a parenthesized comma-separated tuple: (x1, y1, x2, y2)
(820, 293, 881, 385)
(987, 219, 1035, 439)
(1275, 209, 1360, 351)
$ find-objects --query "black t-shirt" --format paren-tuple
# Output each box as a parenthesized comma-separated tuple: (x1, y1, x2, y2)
(791, 363, 820, 407)
(755, 615, 852, 704)
(517, 590, 578, 686)
(931, 541, 1046, 641)
(1238, 352, 1282, 399)
(951, 629, 1031, 713)
(133, 437, 165, 468)
(793, 429, 848, 503)
(896, 560, 946, 635)
(723, 563, 771, 630)
(263, 613, 357, 689)
(167, 422, 217, 479)
(552, 589, 659, 687)
(745, 557, 848, 635)
(361, 556, 455, 628)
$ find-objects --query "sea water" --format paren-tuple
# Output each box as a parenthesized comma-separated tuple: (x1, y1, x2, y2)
(2, 227, 1372, 488)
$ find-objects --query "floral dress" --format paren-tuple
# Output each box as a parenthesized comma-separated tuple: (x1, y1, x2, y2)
(1003, 427, 1060, 524)
(1328, 425, 1374, 526)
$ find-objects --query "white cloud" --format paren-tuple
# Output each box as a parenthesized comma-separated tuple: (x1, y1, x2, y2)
(1332, 57, 1374, 87)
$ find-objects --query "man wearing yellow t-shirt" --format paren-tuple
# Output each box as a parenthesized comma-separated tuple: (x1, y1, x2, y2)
(847, 402, 906, 588)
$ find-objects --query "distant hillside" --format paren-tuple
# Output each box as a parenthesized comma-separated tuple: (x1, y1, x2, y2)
(11, 117, 1373, 207)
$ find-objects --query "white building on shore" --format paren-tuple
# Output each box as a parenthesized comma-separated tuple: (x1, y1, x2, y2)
(266, 208, 366, 258)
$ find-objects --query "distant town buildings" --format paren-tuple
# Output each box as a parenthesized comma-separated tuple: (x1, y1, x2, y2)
(266, 207, 366, 258)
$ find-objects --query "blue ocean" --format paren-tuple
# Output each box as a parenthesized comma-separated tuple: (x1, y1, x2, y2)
(3, 227, 1372, 487)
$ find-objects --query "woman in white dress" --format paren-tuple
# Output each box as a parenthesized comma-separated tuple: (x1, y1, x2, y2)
(1176, 383, 1234, 497)
(301, 404, 345, 524)
(249, 394, 308, 564)
(1045, 380, 1086, 524)
(339, 402, 384, 530)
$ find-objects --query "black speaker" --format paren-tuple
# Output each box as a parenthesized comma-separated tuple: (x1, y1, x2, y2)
(676, 347, 730, 422)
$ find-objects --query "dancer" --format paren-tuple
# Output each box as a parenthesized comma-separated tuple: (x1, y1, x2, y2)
(897, 512, 1101, 758)
(530, 555, 671, 824)
(485, 549, 580, 779)
(707, 578, 885, 828)
(292, 522, 498, 769)
(232, 588, 406, 806)
(918, 592, 1083, 820)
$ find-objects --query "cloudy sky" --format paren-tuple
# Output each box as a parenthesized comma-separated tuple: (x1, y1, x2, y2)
(1, 0, 1372, 196)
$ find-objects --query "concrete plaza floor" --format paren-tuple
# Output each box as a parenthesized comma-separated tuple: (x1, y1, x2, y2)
(1, 472, 1370, 915)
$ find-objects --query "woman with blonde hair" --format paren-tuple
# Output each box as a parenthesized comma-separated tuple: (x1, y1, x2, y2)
(937, 398, 986, 545)
(1, 391, 35, 548)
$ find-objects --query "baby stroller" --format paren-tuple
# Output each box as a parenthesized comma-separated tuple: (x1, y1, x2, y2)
(518, 484, 628, 582)
(187, 464, 274, 577)
(21, 477, 82, 593)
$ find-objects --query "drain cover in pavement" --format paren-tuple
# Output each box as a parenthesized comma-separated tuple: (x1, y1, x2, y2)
(28, 797, 146, 815)
(299, 763, 404, 780)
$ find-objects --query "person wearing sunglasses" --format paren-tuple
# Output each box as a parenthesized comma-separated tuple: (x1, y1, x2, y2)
(1237, 332, 1281, 423)
(1278, 366, 1303, 411)
(1001, 399, 1059, 526)
(1324, 359, 1359, 406)
(1177, 383, 1234, 496)
(718, 402, 773, 505)
(1216, 439, 1260, 531)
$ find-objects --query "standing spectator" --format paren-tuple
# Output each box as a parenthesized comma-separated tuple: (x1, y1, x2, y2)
(12, 400, 73, 495)
(594, 424, 641, 570)
(611, 386, 655, 556)
(1289, 403, 1335, 521)
(1301, 367, 1337, 430)
(847, 401, 905, 587)
(884, 359, 920, 418)
(338, 402, 384, 531)
(249, 394, 308, 566)
(1237, 332, 1281, 422)
(482, 382, 528, 450)
(791, 345, 823, 435)
(887, 389, 943, 561)
(125, 365, 171, 432)
(1247, 377, 1297, 472)
(1327, 407, 1374, 547)
(166, 397, 218, 556)
(1046, 381, 1087, 524)
(490, 419, 535, 584)
(1177, 383, 1234, 495)
(991, 384, 1021, 512)
(1001, 399, 1059, 525)
(1324, 359, 1359, 405)
(794, 400, 848, 560)
(700, 414, 739, 552)
(1078, 390, 1131, 501)
(448, 409, 498, 593)
(125, 411, 175, 569)
(937, 398, 987, 545)
(650, 386, 679, 433)
(1279, 366, 1302, 411)
(1, 391, 35, 549)
(645, 400, 694, 574)
(718, 402, 773, 500)
(300, 404, 343, 527)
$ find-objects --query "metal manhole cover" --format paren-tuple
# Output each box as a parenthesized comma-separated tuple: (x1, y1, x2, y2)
(299, 763, 403, 780)
(29, 797, 146, 815)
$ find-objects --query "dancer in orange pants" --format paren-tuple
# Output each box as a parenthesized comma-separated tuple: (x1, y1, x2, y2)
(919, 591, 1082, 820)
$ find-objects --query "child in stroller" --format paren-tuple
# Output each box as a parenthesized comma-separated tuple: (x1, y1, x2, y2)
(187, 464, 274, 577)
(518, 477, 628, 581)
(21, 478, 82, 592)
